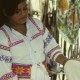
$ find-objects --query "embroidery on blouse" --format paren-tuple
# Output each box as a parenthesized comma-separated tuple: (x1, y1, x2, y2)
(29, 17, 43, 40)
(31, 30, 43, 40)
(0, 27, 24, 48)
(47, 45, 61, 57)
(10, 39, 24, 47)
(0, 55, 12, 63)
(0, 28, 11, 46)
(29, 17, 41, 31)
(44, 33, 53, 47)
(0, 28, 11, 51)
(12, 63, 31, 78)
(0, 44, 10, 51)
(0, 72, 16, 80)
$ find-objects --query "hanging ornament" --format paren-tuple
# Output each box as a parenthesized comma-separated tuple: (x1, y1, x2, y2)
(57, 0, 79, 44)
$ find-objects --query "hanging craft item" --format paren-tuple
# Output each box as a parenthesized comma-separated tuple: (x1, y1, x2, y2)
(28, 0, 46, 20)
(57, 0, 80, 44)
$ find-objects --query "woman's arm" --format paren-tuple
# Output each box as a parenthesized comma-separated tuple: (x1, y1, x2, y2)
(53, 54, 68, 65)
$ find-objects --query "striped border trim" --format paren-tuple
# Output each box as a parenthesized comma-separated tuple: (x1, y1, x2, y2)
(0, 44, 10, 51)
(0, 28, 11, 46)
(31, 31, 43, 40)
(10, 39, 24, 47)
(29, 17, 43, 40)
(29, 17, 41, 31)
(47, 45, 61, 57)
(0, 72, 16, 80)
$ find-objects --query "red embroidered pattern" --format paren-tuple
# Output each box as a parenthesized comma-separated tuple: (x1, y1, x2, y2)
(12, 63, 32, 78)
(29, 17, 43, 40)
(0, 28, 24, 48)
(10, 40, 24, 47)
(0, 28, 11, 51)
(31, 30, 43, 40)
(29, 17, 41, 31)
(0, 72, 16, 80)
(0, 44, 10, 51)
(0, 28, 11, 46)
(12, 61, 46, 78)
(47, 45, 61, 57)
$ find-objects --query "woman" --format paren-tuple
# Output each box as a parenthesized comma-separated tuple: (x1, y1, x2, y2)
(0, 0, 80, 80)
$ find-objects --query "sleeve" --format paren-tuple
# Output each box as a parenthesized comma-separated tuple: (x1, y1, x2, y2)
(0, 35, 18, 80)
(32, 18, 62, 61)
(42, 26, 62, 61)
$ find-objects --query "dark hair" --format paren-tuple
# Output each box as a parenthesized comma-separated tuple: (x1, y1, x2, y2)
(0, 0, 4, 27)
(0, 0, 26, 27)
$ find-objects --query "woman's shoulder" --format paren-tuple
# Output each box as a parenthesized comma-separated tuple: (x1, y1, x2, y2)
(0, 26, 9, 45)
(0, 29, 10, 50)
(28, 17, 43, 30)
(0, 27, 5, 39)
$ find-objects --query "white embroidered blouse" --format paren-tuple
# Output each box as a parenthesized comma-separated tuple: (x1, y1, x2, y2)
(0, 17, 61, 80)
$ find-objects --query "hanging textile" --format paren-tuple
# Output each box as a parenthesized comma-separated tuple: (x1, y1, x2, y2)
(57, 0, 80, 44)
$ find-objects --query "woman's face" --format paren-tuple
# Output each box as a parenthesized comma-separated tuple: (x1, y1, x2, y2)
(9, 0, 28, 25)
